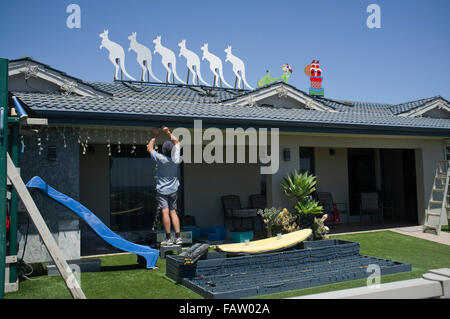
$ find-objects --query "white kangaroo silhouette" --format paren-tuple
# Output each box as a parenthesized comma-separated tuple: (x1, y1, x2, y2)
(178, 40, 209, 86)
(225, 46, 253, 90)
(128, 32, 161, 82)
(152, 36, 184, 84)
(99, 30, 136, 81)
(200, 43, 231, 88)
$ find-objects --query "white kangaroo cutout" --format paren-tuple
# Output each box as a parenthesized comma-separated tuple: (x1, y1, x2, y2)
(178, 40, 209, 86)
(225, 46, 253, 89)
(99, 30, 136, 81)
(200, 43, 231, 88)
(152, 36, 184, 84)
(128, 32, 161, 82)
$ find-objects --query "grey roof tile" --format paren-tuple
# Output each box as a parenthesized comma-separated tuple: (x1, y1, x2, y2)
(87, 81, 242, 104)
(388, 96, 445, 115)
(12, 92, 450, 133)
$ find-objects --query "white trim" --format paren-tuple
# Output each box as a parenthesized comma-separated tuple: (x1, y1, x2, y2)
(290, 268, 450, 299)
(224, 82, 336, 112)
(399, 98, 450, 117)
(8, 61, 110, 98)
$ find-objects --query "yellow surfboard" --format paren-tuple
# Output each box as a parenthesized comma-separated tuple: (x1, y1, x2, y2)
(215, 229, 312, 254)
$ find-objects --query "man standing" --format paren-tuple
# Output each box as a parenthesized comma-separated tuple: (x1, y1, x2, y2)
(147, 126, 182, 246)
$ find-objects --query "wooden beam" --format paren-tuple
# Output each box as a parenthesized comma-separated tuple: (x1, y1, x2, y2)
(6, 153, 86, 299)
(21, 118, 48, 126)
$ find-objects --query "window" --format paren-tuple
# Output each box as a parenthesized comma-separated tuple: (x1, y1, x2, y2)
(299, 147, 315, 175)
(109, 145, 158, 232)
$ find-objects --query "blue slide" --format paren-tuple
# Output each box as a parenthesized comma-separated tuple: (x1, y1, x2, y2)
(26, 176, 159, 269)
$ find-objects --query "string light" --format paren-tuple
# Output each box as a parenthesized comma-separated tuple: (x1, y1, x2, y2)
(131, 129, 136, 155)
(106, 127, 111, 156)
(20, 135, 25, 153)
(82, 128, 90, 155)
(61, 126, 67, 149)
(37, 131, 43, 156)
(117, 129, 121, 154)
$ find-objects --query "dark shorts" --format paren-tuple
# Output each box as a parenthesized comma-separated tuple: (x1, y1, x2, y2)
(156, 192, 178, 211)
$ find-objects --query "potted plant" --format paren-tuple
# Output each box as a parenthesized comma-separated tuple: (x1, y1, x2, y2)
(257, 207, 299, 238)
(280, 170, 324, 238)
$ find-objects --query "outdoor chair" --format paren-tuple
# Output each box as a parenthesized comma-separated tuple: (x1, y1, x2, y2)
(317, 192, 348, 226)
(359, 192, 384, 226)
(249, 194, 267, 230)
(249, 194, 266, 210)
(221, 195, 258, 231)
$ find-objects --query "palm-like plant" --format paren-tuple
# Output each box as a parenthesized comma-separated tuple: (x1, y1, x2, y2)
(295, 200, 323, 215)
(281, 170, 317, 203)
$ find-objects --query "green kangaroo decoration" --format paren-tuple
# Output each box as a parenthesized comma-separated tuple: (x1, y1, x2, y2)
(257, 64, 292, 87)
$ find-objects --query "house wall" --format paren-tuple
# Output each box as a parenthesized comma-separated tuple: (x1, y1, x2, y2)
(423, 108, 450, 119)
(256, 96, 305, 109)
(17, 127, 80, 263)
(79, 144, 110, 228)
(268, 132, 446, 225)
(16, 126, 446, 262)
(9, 74, 60, 93)
(314, 147, 349, 220)
(183, 163, 261, 228)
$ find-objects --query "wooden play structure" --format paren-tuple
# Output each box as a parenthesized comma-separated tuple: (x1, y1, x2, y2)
(0, 58, 86, 299)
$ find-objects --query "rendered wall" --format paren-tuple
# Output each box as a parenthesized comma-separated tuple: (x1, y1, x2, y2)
(183, 162, 261, 228)
(17, 127, 80, 263)
(269, 132, 446, 225)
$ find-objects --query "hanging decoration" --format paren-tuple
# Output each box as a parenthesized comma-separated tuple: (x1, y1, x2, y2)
(37, 133, 43, 156)
(304, 60, 324, 96)
(20, 135, 25, 154)
(131, 129, 136, 155)
(257, 64, 293, 87)
(117, 129, 121, 154)
(37, 125, 163, 158)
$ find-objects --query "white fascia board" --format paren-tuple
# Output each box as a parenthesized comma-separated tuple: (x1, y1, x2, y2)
(225, 83, 335, 112)
(400, 99, 450, 117)
(9, 62, 109, 98)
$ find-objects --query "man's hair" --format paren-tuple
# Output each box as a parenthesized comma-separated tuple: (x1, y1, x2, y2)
(162, 140, 174, 157)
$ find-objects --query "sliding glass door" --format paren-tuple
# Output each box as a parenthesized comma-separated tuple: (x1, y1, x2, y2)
(109, 145, 158, 232)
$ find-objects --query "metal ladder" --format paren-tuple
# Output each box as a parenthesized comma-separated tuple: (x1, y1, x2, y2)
(423, 160, 450, 235)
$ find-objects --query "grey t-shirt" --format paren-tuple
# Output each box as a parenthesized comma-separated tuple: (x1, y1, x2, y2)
(150, 144, 181, 195)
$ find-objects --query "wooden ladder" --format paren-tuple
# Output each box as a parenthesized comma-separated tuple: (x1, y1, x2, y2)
(423, 160, 450, 235)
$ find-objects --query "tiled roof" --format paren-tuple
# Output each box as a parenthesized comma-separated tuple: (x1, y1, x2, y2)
(388, 96, 445, 115)
(13, 92, 450, 134)
(88, 81, 243, 104)
(7, 57, 450, 135)
(9, 57, 112, 96)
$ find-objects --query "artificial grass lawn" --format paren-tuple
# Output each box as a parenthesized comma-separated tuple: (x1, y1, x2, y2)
(5, 231, 450, 299)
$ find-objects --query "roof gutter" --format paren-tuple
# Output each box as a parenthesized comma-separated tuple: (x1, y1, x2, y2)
(34, 110, 450, 138)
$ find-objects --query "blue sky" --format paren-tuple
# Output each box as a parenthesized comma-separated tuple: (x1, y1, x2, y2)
(1, 0, 449, 104)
